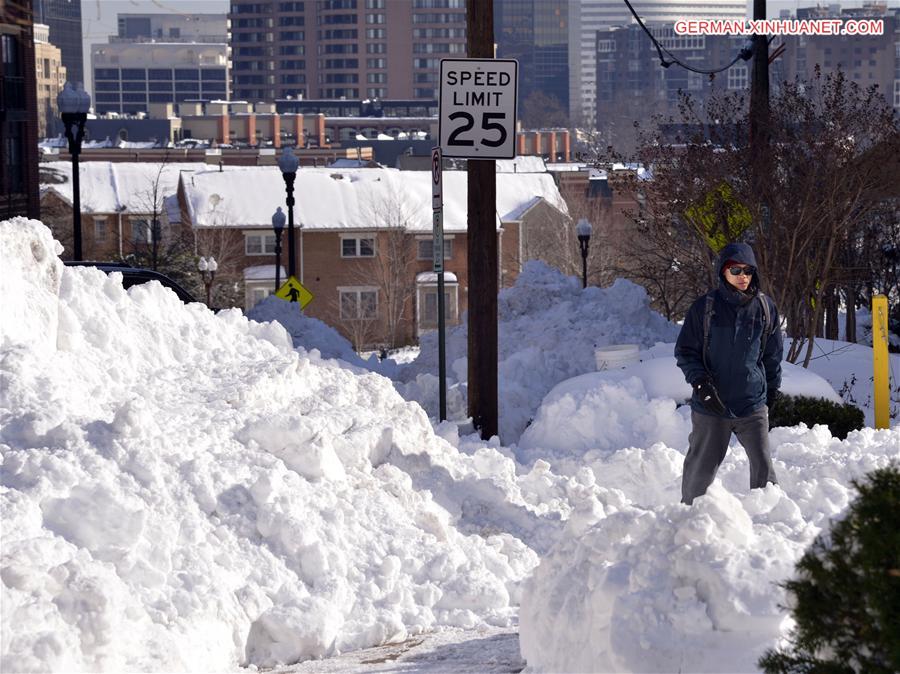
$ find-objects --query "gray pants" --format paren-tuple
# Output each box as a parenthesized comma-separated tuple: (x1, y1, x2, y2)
(681, 406, 777, 505)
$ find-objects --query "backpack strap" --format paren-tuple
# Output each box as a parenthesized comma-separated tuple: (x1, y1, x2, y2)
(758, 293, 773, 356)
(702, 292, 715, 371)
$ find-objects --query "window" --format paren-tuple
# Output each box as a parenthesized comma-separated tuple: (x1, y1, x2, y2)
(365, 28, 386, 38)
(367, 72, 387, 83)
(245, 233, 277, 255)
(249, 286, 271, 308)
(121, 68, 146, 79)
(366, 43, 387, 54)
(279, 16, 304, 26)
(94, 217, 108, 242)
(279, 2, 305, 10)
(417, 238, 452, 260)
(423, 291, 452, 322)
(340, 288, 377, 319)
(280, 31, 306, 40)
(131, 218, 151, 243)
(319, 14, 356, 24)
(366, 0, 385, 7)
(321, 43, 358, 54)
(366, 58, 386, 68)
(341, 235, 375, 257)
(728, 65, 748, 90)
(95, 68, 119, 80)
(366, 14, 385, 24)
(149, 68, 172, 79)
(320, 29, 358, 39)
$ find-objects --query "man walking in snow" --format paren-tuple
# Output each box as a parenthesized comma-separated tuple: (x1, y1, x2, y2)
(675, 242, 784, 505)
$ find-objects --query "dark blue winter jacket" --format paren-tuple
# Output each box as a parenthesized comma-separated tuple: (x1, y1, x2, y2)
(675, 242, 783, 418)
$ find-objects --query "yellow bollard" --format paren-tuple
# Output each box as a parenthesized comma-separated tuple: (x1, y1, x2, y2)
(872, 295, 890, 430)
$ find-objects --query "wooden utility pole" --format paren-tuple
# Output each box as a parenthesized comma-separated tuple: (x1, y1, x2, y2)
(466, 0, 498, 439)
(749, 0, 769, 156)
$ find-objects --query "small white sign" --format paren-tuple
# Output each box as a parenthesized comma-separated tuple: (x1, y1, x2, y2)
(431, 146, 442, 211)
(439, 58, 518, 160)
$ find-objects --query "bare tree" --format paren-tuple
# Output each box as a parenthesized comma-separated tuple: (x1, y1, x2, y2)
(618, 68, 900, 364)
(350, 183, 421, 348)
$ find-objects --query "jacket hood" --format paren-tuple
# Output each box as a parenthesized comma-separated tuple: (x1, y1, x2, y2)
(717, 241, 760, 295)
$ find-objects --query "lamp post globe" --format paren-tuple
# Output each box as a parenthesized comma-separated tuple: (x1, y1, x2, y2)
(57, 81, 91, 261)
(271, 207, 286, 291)
(198, 256, 217, 306)
(277, 147, 299, 279)
(576, 218, 593, 289)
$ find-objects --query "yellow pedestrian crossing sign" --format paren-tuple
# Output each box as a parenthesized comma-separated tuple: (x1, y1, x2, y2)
(275, 276, 314, 309)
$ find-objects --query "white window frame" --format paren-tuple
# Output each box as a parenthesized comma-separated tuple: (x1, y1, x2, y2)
(245, 232, 277, 255)
(94, 216, 108, 242)
(416, 235, 453, 261)
(339, 286, 378, 319)
(340, 233, 376, 258)
(728, 65, 748, 90)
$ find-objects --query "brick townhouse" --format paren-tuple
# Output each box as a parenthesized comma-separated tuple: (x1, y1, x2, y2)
(177, 164, 570, 347)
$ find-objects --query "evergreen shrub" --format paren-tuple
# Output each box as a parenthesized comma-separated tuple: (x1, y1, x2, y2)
(769, 393, 864, 439)
(759, 463, 900, 674)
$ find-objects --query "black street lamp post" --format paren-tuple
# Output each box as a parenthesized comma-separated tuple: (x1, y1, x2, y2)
(277, 147, 300, 278)
(271, 207, 285, 291)
(576, 218, 593, 289)
(57, 82, 91, 261)
(198, 256, 218, 306)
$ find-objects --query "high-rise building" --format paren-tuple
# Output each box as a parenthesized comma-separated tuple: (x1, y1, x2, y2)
(34, 22, 67, 138)
(495, 0, 569, 121)
(229, 0, 467, 102)
(1, 0, 40, 219)
(569, 0, 748, 126)
(32, 0, 83, 85)
(91, 14, 229, 116)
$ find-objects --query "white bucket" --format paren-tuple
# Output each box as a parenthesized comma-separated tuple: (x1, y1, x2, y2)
(594, 344, 640, 371)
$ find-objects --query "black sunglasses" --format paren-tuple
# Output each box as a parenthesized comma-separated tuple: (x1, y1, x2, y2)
(727, 266, 756, 276)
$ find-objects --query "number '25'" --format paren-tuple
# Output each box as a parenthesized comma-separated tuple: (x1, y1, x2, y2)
(448, 111, 507, 148)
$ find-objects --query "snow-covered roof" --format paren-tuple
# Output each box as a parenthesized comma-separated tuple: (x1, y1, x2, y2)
(182, 166, 568, 233)
(495, 156, 547, 173)
(163, 194, 181, 225)
(416, 271, 458, 283)
(40, 161, 211, 214)
(244, 265, 286, 281)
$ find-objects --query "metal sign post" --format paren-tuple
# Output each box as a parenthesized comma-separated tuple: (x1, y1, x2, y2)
(432, 147, 447, 422)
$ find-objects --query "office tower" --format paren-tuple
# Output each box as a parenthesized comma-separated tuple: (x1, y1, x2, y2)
(495, 0, 568, 122)
(91, 14, 229, 115)
(569, 0, 747, 127)
(1, 0, 40, 219)
(229, 0, 467, 102)
(34, 22, 67, 137)
(32, 0, 83, 85)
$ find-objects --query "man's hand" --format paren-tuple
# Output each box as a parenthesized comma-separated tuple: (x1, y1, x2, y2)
(693, 377, 727, 415)
(767, 389, 780, 412)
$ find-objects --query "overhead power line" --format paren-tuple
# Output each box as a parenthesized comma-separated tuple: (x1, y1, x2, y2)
(621, 0, 754, 75)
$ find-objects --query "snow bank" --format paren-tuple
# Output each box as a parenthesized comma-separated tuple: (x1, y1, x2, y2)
(399, 262, 680, 442)
(519, 424, 900, 673)
(0, 217, 63, 353)
(517, 348, 841, 467)
(0, 220, 549, 672)
(246, 295, 371, 369)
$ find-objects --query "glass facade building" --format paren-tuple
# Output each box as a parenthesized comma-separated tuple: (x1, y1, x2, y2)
(32, 0, 83, 85)
(495, 0, 568, 119)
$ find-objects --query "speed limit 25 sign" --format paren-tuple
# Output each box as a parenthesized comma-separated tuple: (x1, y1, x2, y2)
(439, 59, 518, 159)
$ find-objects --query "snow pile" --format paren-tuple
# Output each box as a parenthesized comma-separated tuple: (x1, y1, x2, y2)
(519, 423, 900, 673)
(0, 220, 548, 673)
(517, 347, 841, 470)
(246, 295, 371, 370)
(0, 218, 64, 353)
(399, 261, 680, 442)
